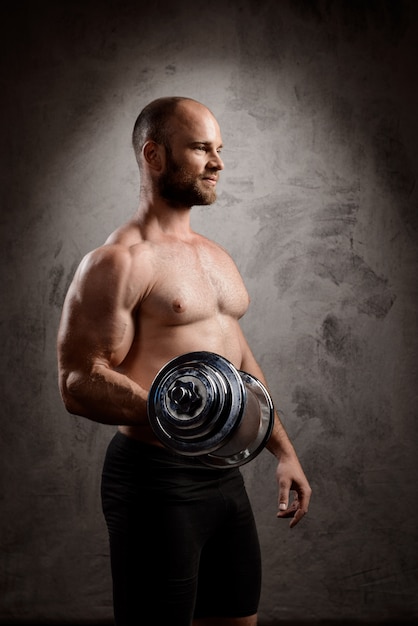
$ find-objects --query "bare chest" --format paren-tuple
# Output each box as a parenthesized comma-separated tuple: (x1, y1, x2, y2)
(142, 243, 249, 325)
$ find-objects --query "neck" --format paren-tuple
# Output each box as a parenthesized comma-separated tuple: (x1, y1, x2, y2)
(136, 194, 193, 240)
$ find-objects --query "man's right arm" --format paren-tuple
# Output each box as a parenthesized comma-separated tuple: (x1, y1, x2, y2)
(57, 244, 149, 427)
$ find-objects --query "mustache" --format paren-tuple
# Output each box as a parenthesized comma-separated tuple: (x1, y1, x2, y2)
(201, 171, 220, 180)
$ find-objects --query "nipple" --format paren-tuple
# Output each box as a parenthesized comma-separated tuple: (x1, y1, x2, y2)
(172, 299, 185, 314)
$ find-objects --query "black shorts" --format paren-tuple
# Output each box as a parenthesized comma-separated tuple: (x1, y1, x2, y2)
(101, 431, 261, 625)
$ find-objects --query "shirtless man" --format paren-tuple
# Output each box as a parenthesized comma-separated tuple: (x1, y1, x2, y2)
(57, 97, 312, 626)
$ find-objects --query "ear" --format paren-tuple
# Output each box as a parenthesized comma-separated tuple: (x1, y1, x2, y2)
(142, 140, 165, 172)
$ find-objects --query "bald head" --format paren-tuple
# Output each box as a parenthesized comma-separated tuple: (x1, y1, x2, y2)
(132, 97, 216, 168)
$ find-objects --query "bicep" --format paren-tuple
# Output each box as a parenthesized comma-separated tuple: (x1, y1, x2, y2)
(57, 248, 137, 375)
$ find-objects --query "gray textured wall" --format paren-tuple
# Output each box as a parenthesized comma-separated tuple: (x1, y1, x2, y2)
(1, 0, 417, 623)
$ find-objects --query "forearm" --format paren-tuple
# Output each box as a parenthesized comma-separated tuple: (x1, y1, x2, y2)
(266, 414, 298, 460)
(238, 329, 312, 524)
(239, 338, 298, 460)
(60, 364, 149, 426)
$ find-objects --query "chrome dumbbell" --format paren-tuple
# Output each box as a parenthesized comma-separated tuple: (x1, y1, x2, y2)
(147, 351, 274, 468)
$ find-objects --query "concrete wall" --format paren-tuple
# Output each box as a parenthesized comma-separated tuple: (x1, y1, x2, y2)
(1, 0, 417, 623)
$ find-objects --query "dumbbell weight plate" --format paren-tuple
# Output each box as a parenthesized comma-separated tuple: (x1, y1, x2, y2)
(200, 372, 274, 468)
(147, 351, 246, 456)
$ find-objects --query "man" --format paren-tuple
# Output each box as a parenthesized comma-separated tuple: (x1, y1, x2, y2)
(57, 97, 312, 626)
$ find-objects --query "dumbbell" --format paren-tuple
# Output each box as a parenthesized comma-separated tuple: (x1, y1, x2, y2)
(147, 351, 274, 468)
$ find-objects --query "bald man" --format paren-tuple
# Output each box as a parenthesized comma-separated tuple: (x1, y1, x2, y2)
(57, 97, 311, 626)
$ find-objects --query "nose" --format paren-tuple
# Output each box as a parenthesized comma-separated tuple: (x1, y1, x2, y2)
(208, 151, 224, 171)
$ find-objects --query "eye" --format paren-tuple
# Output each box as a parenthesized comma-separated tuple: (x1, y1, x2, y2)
(192, 144, 223, 155)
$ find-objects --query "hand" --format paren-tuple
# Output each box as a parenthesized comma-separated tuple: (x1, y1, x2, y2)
(275, 454, 312, 528)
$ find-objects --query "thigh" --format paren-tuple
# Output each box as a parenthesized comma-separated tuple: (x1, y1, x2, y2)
(194, 478, 262, 620)
(101, 434, 229, 625)
(108, 503, 203, 626)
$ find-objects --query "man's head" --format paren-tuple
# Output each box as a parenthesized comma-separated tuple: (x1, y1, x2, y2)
(132, 97, 184, 162)
(132, 97, 224, 208)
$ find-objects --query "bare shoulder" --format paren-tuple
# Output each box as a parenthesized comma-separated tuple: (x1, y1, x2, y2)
(69, 229, 154, 311)
(75, 243, 133, 288)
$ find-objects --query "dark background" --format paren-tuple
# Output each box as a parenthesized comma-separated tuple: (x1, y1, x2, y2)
(1, 0, 417, 624)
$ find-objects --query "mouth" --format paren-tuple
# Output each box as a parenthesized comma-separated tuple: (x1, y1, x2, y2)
(202, 176, 218, 186)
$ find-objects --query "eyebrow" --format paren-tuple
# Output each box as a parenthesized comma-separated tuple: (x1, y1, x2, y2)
(191, 141, 223, 149)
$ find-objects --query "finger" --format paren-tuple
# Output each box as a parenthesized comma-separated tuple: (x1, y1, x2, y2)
(289, 507, 307, 528)
(278, 490, 298, 512)
(288, 493, 310, 528)
(278, 485, 291, 513)
(276, 499, 298, 518)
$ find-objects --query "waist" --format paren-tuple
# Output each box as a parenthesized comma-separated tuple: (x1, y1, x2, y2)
(109, 430, 242, 477)
(118, 424, 163, 447)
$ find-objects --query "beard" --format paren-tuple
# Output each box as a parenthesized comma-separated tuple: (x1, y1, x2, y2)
(157, 151, 217, 208)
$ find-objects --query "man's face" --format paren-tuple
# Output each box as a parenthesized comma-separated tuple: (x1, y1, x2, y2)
(157, 104, 224, 208)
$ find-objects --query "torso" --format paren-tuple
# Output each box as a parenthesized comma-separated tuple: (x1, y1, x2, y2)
(110, 225, 250, 442)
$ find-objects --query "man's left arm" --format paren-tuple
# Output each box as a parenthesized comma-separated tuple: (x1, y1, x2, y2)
(238, 326, 312, 528)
